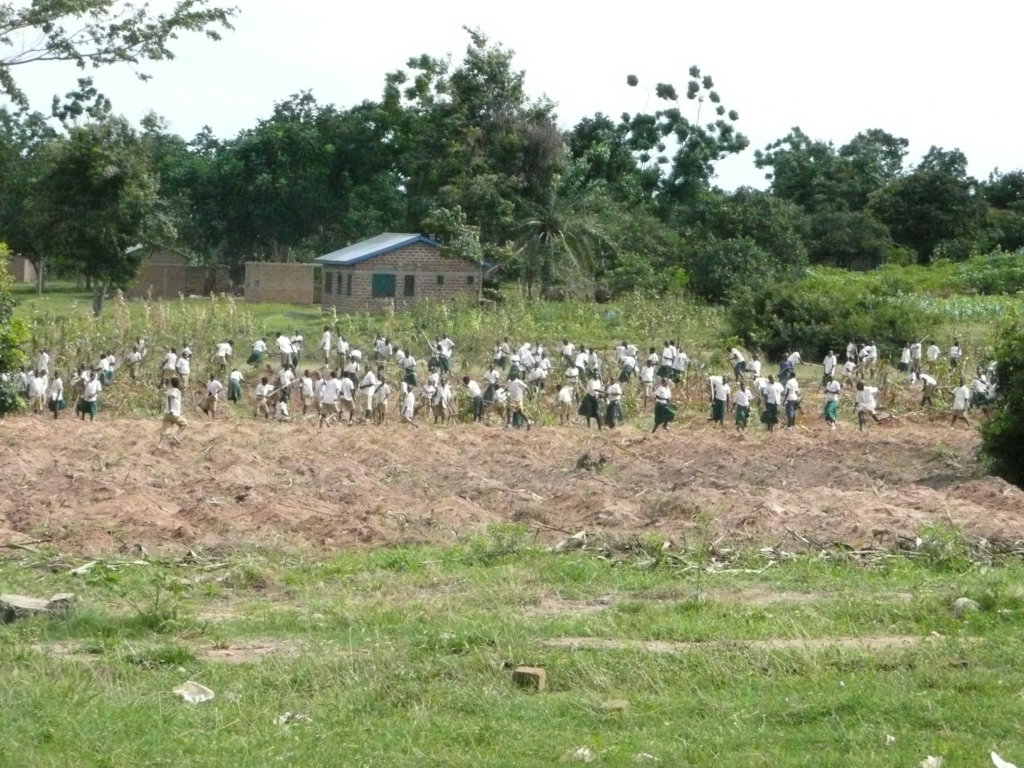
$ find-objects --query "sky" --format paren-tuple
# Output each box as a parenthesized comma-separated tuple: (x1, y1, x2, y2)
(8, 0, 1024, 190)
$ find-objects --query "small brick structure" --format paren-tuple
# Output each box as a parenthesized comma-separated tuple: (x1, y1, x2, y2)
(244, 262, 318, 304)
(127, 247, 231, 299)
(316, 233, 482, 314)
(4, 255, 37, 284)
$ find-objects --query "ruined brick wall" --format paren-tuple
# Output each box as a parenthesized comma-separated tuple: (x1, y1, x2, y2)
(244, 262, 317, 304)
(127, 264, 231, 299)
(5, 256, 37, 283)
(320, 243, 481, 314)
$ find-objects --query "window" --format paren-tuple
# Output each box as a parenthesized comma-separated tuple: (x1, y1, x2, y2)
(345, 273, 352, 296)
(467, 275, 475, 286)
(404, 274, 416, 297)
(324, 272, 333, 294)
(436, 274, 445, 286)
(371, 273, 395, 298)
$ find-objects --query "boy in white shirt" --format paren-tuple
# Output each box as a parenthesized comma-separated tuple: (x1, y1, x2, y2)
(159, 376, 187, 444)
(228, 368, 244, 403)
(732, 380, 751, 431)
(78, 373, 101, 421)
(605, 379, 623, 428)
(300, 370, 315, 415)
(201, 374, 223, 418)
(784, 375, 801, 429)
(854, 380, 884, 431)
(557, 382, 574, 425)
(373, 377, 392, 425)
(505, 373, 532, 430)
(762, 375, 783, 432)
(318, 371, 341, 429)
(463, 376, 484, 423)
(214, 340, 233, 372)
(399, 382, 418, 427)
(823, 373, 842, 429)
(47, 371, 65, 420)
(320, 326, 332, 365)
(255, 376, 271, 420)
(712, 377, 731, 426)
(951, 377, 972, 428)
(639, 361, 656, 412)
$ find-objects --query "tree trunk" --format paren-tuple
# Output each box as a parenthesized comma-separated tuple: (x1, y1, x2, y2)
(92, 282, 106, 316)
(36, 256, 43, 295)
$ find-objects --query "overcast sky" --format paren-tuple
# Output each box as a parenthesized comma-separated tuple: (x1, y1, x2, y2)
(9, 0, 1024, 189)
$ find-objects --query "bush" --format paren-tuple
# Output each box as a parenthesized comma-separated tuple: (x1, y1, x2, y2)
(981, 313, 1024, 488)
(0, 245, 29, 416)
(728, 268, 937, 361)
(954, 251, 1024, 295)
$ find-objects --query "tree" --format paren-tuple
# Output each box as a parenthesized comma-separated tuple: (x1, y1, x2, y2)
(754, 127, 907, 213)
(868, 147, 986, 264)
(0, 106, 56, 290)
(26, 115, 168, 314)
(805, 210, 894, 269)
(680, 188, 808, 301)
(391, 28, 566, 245)
(981, 314, 1024, 488)
(622, 66, 748, 206)
(0, 0, 236, 107)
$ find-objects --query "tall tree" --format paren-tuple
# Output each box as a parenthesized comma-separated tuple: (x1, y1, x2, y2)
(868, 147, 985, 264)
(621, 66, 748, 206)
(390, 28, 566, 245)
(0, 0, 236, 107)
(26, 115, 168, 314)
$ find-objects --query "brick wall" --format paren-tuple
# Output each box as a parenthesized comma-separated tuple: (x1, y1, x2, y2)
(127, 264, 231, 299)
(320, 243, 481, 313)
(244, 262, 317, 304)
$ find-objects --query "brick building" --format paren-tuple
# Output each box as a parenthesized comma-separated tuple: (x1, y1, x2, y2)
(244, 262, 318, 304)
(315, 233, 482, 313)
(127, 246, 231, 299)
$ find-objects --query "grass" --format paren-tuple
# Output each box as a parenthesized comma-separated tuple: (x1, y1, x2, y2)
(3, 531, 1024, 766)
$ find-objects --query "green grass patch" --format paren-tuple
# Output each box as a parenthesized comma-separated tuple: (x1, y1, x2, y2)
(3, 536, 1024, 766)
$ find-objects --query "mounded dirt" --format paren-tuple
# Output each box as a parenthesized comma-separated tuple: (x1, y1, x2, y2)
(1, 413, 1021, 557)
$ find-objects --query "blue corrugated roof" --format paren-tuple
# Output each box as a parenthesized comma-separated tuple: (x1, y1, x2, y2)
(314, 233, 440, 266)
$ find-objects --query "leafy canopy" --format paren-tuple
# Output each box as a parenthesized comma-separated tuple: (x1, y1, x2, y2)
(0, 0, 237, 107)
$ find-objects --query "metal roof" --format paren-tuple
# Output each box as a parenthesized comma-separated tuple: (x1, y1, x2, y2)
(314, 233, 440, 266)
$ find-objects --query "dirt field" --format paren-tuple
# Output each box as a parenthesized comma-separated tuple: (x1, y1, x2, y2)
(1, 412, 1021, 557)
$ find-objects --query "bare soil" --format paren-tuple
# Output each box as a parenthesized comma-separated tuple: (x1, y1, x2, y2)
(1, 415, 1021, 557)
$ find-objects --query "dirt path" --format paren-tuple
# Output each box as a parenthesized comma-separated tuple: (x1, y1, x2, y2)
(1, 416, 1020, 557)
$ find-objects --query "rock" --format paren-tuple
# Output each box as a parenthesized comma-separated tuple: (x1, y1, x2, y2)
(274, 711, 313, 726)
(173, 681, 214, 704)
(563, 746, 595, 763)
(512, 665, 547, 692)
(601, 699, 629, 712)
(575, 451, 607, 471)
(0, 593, 76, 623)
(951, 597, 980, 618)
(992, 751, 1018, 768)
(919, 757, 943, 768)
(553, 531, 588, 553)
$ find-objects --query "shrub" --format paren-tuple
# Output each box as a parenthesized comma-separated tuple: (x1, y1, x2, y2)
(981, 313, 1024, 488)
(728, 268, 937, 361)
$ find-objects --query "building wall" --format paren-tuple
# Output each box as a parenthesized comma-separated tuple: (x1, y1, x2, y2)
(245, 262, 317, 304)
(127, 263, 231, 299)
(5, 255, 37, 283)
(320, 243, 481, 313)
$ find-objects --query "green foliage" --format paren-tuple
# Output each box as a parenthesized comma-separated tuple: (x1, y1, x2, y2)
(868, 149, 987, 264)
(729, 268, 938, 359)
(805, 209, 893, 269)
(0, 0, 236, 108)
(954, 251, 1024, 294)
(622, 66, 749, 205)
(25, 115, 168, 314)
(0, 244, 28, 415)
(682, 189, 808, 302)
(981, 312, 1024, 487)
